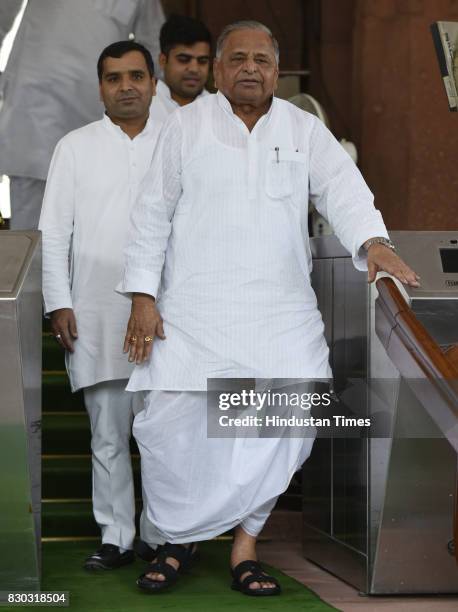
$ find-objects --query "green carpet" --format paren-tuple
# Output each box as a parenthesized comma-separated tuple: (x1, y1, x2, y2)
(1, 541, 336, 611)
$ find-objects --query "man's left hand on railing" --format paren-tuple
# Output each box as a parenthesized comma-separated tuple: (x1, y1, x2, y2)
(365, 241, 420, 287)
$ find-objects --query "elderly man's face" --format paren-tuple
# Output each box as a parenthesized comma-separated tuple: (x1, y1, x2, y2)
(214, 29, 278, 107)
(99, 51, 155, 121)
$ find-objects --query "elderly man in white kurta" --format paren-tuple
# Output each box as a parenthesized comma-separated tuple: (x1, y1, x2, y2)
(39, 41, 162, 571)
(120, 21, 420, 595)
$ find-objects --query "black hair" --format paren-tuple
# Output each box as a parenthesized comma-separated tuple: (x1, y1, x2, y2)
(97, 40, 154, 82)
(159, 14, 212, 55)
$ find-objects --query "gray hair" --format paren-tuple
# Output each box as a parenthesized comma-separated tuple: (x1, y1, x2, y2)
(215, 20, 279, 64)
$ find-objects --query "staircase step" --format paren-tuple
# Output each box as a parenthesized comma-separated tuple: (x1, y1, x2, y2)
(42, 333, 66, 371)
(42, 501, 99, 538)
(42, 373, 85, 412)
(42, 413, 139, 455)
(42, 413, 91, 454)
(42, 500, 142, 538)
(42, 455, 140, 498)
(41, 499, 301, 539)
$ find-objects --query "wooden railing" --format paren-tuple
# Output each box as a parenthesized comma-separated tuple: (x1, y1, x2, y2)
(376, 276, 458, 563)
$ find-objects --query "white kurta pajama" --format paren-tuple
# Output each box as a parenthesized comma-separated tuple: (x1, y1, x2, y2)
(121, 91, 389, 543)
(39, 114, 163, 549)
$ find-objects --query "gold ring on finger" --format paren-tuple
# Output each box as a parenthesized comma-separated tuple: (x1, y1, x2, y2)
(129, 335, 137, 343)
(144, 336, 153, 343)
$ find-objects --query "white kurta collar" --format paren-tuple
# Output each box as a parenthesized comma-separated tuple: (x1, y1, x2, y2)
(102, 112, 156, 141)
(215, 90, 276, 135)
(156, 78, 210, 106)
(156, 79, 179, 109)
(138, 113, 157, 139)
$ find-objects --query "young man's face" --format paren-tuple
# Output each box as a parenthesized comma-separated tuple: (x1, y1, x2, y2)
(99, 50, 155, 120)
(159, 42, 211, 102)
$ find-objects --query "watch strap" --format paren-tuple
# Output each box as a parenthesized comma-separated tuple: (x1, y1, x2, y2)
(364, 237, 396, 252)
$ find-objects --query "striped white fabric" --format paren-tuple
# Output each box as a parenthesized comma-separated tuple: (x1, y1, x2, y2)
(121, 92, 389, 391)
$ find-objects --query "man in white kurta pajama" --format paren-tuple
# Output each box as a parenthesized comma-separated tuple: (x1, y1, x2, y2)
(121, 22, 420, 594)
(39, 42, 162, 571)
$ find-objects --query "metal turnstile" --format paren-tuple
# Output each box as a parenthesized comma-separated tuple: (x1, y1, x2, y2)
(0, 231, 42, 590)
(303, 231, 458, 594)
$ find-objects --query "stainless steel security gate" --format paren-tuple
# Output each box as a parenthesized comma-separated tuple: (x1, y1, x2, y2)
(0, 231, 41, 591)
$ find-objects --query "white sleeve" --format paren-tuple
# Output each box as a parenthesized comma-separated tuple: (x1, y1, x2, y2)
(133, 0, 165, 67)
(119, 113, 182, 298)
(308, 116, 389, 270)
(38, 138, 75, 315)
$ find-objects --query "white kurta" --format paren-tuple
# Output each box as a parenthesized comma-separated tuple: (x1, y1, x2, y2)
(149, 79, 209, 123)
(121, 92, 389, 391)
(0, 0, 164, 180)
(39, 114, 162, 391)
(121, 92, 390, 542)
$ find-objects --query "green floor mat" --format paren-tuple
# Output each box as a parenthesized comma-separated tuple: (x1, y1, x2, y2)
(2, 540, 336, 611)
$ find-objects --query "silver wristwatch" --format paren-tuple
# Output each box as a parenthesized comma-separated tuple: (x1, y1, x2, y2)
(364, 237, 396, 252)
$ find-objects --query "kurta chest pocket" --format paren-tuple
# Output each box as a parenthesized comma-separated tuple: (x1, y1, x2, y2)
(265, 149, 308, 200)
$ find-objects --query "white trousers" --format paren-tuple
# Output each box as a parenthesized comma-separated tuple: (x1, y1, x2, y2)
(134, 390, 315, 544)
(84, 379, 145, 550)
(9, 176, 46, 230)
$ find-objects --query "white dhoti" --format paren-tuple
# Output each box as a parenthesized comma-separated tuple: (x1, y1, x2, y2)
(133, 390, 315, 543)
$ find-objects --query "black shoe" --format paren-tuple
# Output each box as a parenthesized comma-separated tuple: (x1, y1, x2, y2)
(84, 543, 135, 571)
(134, 539, 161, 563)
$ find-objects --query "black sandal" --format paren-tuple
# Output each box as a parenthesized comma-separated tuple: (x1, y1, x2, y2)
(137, 542, 198, 593)
(231, 559, 281, 596)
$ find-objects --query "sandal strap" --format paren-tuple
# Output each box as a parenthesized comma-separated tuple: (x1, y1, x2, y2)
(253, 573, 278, 585)
(232, 560, 279, 589)
(240, 572, 278, 587)
(241, 574, 267, 588)
(159, 542, 193, 566)
(143, 560, 177, 582)
(231, 559, 263, 581)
